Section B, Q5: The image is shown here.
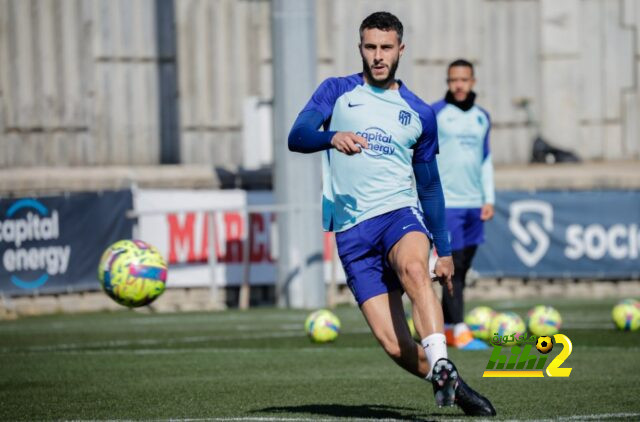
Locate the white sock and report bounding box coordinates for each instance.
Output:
[421,333,447,380]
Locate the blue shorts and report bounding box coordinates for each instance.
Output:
[335,207,432,306]
[445,208,484,252]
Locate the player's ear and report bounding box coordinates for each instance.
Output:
[399,42,405,57]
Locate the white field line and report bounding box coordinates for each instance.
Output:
[505,412,640,422]
[49,346,382,355]
[5,341,638,356]
[0,328,373,353]
[64,411,640,422]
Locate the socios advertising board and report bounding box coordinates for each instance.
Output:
[474,190,640,279]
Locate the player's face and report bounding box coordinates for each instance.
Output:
[447,66,475,102]
[359,28,404,88]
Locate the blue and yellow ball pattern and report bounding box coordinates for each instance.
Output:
[612,302,640,331]
[305,309,340,343]
[489,312,526,346]
[464,306,496,340]
[527,305,562,336]
[98,239,167,308]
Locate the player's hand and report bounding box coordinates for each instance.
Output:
[330,132,368,155]
[481,203,494,221]
[433,256,454,297]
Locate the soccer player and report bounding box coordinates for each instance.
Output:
[288,12,495,417]
[432,60,495,350]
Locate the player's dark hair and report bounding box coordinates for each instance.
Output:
[448,59,474,76]
[359,12,403,43]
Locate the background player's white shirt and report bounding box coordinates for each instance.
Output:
[432,100,495,209]
[301,73,439,232]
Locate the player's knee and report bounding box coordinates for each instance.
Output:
[399,260,428,291]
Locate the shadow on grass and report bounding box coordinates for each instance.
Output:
[257,403,452,420]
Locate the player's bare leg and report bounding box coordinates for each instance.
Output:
[387,232,444,341]
[387,231,496,416]
[360,290,429,378]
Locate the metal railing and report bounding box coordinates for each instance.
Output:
[127,202,337,310]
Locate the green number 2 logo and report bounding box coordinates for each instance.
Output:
[546,334,573,377]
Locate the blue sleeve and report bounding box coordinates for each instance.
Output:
[398,86,439,163]
[479,108,495,204]
[412,104,439,163]
[301,77,343,121]
[288,110,336,153]
[289,76,361,154]
[480,108,491,160]
[413,159,451,256]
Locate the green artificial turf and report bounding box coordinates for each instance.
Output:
[0,297,638,420]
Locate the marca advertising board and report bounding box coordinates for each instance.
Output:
[134,189,342,287]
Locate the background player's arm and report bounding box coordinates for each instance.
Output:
[288,110,368,155]
[480,114,495,221]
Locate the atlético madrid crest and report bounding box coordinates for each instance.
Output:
[398,110,411,125]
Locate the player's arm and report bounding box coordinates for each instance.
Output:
[480,112,495,221]
[413,103,453,292]
[413,159,454,295]
[288,110,367,155]
[413,159,451,258]
[288,110,335,153]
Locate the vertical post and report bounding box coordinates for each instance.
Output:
[155,0,180,163]
[239,211,251,310]
[207,211,219,308]
[272,0,325,309]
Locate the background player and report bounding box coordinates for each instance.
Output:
[432,59,495,350]
[288,12,495,417]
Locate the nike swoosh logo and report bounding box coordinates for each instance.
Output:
[402,224,416,230]
[348,102,364,108]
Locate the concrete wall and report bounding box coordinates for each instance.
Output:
[0,0,638,168]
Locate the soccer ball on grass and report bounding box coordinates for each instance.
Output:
[527,305,562,336]
[464,306,496,341]
[304,309,341,343]
[489,312,525,346]
[612,302,640,331]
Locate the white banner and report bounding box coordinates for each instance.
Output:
[134,189,344,287]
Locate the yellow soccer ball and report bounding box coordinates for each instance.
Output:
[305,309,341,343]
[464,306,496,340]
[527,305,562,336]
[489,312,526,346]
[98,239,167,308]
[612,303,640,331]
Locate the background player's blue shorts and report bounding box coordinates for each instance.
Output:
[335,207,432,306]
[445,208,484,252]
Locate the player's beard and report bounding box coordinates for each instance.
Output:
[362,55,400,88]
